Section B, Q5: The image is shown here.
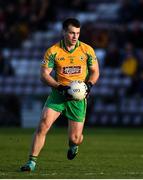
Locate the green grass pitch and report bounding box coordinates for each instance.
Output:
[0,127,143,178]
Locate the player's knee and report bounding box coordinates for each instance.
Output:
[37,118,51,135]
[70,134,83,145]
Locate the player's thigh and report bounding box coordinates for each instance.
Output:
[68,120,85,138]
[39,107,61,128]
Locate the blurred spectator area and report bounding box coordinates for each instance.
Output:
[0,0,143,127]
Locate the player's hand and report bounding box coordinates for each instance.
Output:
[57,85,73,100]
[85,82,93,97]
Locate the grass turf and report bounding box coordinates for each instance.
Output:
[0,127,143,178]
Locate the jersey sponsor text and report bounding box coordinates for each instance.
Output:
[63,66,81,74]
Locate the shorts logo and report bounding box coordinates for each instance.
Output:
[63,66,81,74]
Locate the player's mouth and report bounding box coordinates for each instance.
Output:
[72,40,77,43]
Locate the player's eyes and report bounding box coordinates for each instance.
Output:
[70,32,80,36]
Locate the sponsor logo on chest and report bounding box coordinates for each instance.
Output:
[63,66,81,74]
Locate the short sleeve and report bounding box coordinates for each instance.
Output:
[87,47,97,67]
[41,49,56,68]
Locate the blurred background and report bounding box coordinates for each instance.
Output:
[0,0,143,128]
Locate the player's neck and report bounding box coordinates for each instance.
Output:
[66,45,75,51]
[64,40,75,51]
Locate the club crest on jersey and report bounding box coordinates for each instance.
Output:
[63,66,81,74]
[79,56,84,60]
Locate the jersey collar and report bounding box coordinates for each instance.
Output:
[60,40,80,53]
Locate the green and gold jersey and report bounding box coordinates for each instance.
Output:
[41,40,97,85]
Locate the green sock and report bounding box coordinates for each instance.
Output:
[29,155,37,163]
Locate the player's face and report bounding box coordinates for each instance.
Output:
[64,25,80,46]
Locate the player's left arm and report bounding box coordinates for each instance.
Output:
[85,60,99,96]
[85,46,100,94]
[86,45,100,85]
[87,60,100,85]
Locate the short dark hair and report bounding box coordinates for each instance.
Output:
[62,18,81,31]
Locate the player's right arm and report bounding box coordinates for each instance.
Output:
[40,66,59,88]
[40,48,70,96]
[40,48,59,88]
[40,66,71,98]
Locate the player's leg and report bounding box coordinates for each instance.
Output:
[21,107,61,171]
[64,99,86,160]
[67,120,85,160]
[30,107,61,156]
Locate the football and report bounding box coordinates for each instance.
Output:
[68,80,88,100]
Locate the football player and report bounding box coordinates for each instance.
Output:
[21,18,99,171]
